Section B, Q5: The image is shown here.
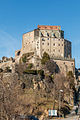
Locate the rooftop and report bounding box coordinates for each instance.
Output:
[38,25,61,30]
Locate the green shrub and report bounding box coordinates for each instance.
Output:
[22,56,26,63]
[37,70,44,76]
[27,63,33,69]
[23,69,44,76]
[41,52,50,64]
[23,69,37,75]
[26,52,34,57]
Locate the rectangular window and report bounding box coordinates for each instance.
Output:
[58,44,60,46]
[71,63,73,65]
[53,43,55,46]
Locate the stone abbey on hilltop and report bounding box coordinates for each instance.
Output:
[15,25,75,75]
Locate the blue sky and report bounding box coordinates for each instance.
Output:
[0,0,80,68]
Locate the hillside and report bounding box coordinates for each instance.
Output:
[0,53,76,120]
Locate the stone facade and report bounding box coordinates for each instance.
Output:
[22,31,34,54]
[53,58,75,76]
[15,25,71,59]
[15,25,75,75]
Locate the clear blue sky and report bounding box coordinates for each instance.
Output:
[0,0,80,68]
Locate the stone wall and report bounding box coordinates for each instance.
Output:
[53,58,75,76]
[0,61,15,73]
[64,39,71,58]
[21,31,34,54]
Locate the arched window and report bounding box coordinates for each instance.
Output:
[47,33,49,37]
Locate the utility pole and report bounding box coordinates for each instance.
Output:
[59,90,63,118]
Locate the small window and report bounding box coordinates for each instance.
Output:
[47,38,49,40]
[42,43,44,45]
[71,63,73,65]
[47,43,49,45]
[53,43,55,46]
[37,47,39,49]
[62,44,63,46]
[58,44,60,46]
[58,50,60,52]
[48,49,49,51]
[47,33,49,37]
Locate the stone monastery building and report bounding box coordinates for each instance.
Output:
[15,25,75,75]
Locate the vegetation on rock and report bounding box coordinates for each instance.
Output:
[41,52,50,64]
[22,56,27,63]
[0,55,76,119]
[45,60,60,74]
[27,63,33,69]
[19,52,34,64]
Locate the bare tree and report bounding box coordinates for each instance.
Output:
[0,73,21,120]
